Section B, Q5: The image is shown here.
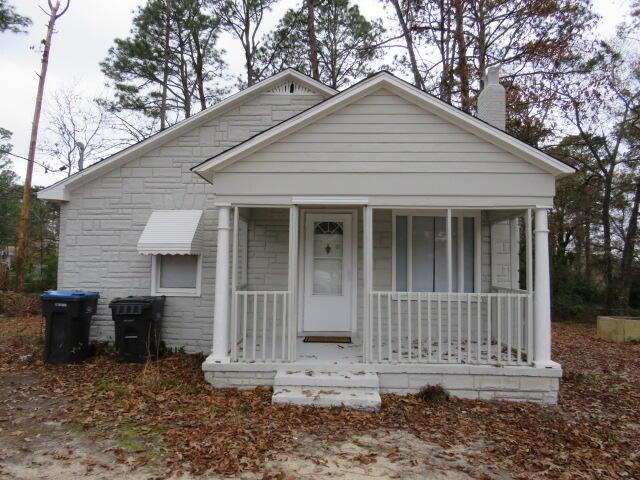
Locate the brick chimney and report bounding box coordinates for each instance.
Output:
[477,66,505,130]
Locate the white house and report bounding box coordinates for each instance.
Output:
[39,68,573,409]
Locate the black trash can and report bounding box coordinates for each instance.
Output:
[109,296,165,363]
[40,290,100,364]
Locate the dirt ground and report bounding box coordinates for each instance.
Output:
[0,312,638,479]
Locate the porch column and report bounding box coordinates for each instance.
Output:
[446,209,452,292]
[363,205,373,362]
[211,205,231,362]
[287,205,299,362]
[533,207,554,367]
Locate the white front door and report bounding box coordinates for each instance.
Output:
[303,213,354,333]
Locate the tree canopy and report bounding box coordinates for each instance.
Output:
[0,0,31,33]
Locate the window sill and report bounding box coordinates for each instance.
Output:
[152,289,201,298]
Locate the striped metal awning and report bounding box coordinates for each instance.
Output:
[137,210,203,255]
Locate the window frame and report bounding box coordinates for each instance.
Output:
[151,254,203,297]
[391,209,481,293]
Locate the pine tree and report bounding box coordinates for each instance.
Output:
[101,0,226,129]
[257,0,384,89]
[0,0,31,33]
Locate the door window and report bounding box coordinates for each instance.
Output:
[312,221,344,295]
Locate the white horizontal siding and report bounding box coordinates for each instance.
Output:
[263,141,502,153]
[226,161,542,174]
[214,88,555,204]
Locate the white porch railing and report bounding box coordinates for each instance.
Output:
[368,292,533,366]
[230,291,292,362]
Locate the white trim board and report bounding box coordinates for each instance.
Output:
[193,72,575,181]
[292,196,369,205]
[37,69,336,201]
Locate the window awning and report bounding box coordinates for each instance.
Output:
[137,210,203,255]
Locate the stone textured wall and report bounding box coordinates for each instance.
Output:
[377,369,559,404]
[57,92,323,353]
[246,208,290,292]
[202,364,561,404]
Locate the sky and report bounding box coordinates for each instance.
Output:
[0,0,631,188]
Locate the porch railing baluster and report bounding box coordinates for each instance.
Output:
[447,293,452,363]
[457,295,462,362]
[497,294,502,364]
[477,292,481,364]
[466,293,471,364]
[427,293,432,362]
[397,293,402,362]
[242,293,248,362]
[487,295,492,363]
[417,292,422,362]
[282,292,287,361]
[272,292,277,361]
[407,293,412,362]
[507,295,512,364]
[437,295,442,362]
[377,292,382,362]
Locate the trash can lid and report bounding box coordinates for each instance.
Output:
[41,290,100,300]
[109,295,164,307]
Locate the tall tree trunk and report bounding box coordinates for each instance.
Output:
[243,1,253,86]
[389,0,423,90]
[306,0,320,80]
[584,220,591,281]
[160,0,171,130]
[602,170,615,311]
[454,0,470,111]
[16,0,68,291]
[475,0,487,82]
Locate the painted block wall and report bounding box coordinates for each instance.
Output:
[57,92,323,353]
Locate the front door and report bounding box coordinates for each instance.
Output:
[303,213,354,333]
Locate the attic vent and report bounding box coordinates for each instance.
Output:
[267,81,315,95]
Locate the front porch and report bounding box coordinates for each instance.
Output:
[202,202,560,405]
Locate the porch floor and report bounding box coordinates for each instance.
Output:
[297,338,363,364]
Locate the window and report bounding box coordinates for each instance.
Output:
[312,221,344,295]
[393,213,477,293]
[152,254,202,296]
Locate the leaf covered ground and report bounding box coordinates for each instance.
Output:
[0,313,638,479]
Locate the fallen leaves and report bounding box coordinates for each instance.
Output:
[1,313,639,478]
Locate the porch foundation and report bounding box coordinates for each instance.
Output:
[202,360,561,404]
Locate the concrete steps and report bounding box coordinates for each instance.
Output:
[272,369,381,411]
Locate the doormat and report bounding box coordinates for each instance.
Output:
[303,336,352,343]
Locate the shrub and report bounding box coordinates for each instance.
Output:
[416,384,449,404]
